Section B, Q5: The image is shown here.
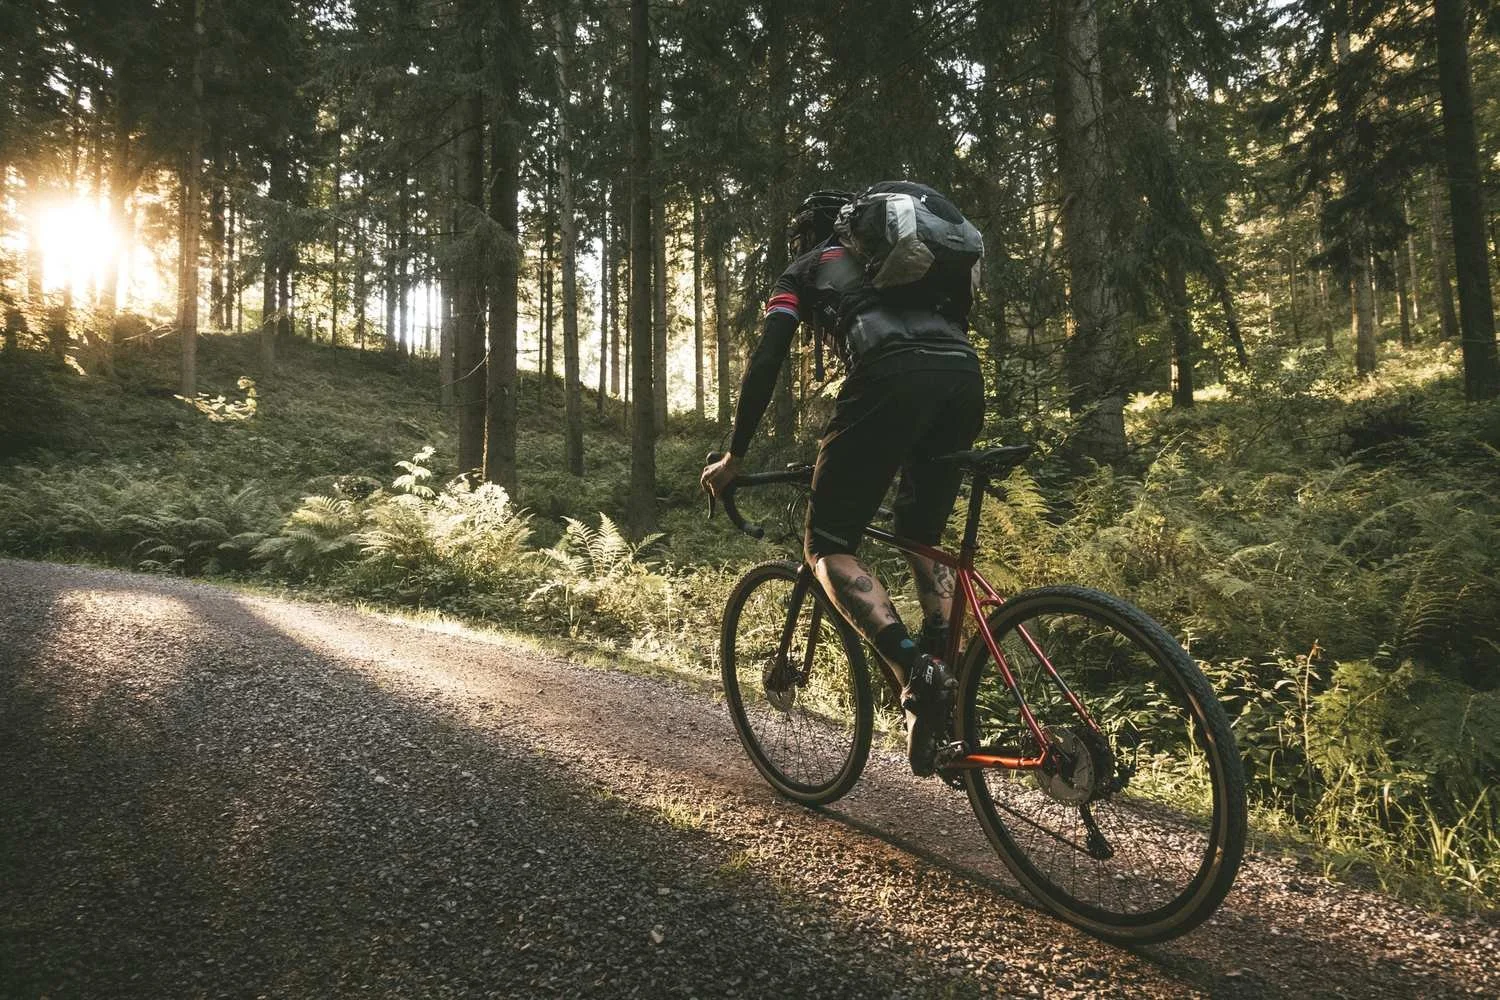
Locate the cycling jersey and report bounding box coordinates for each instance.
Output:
[727,238,985,561]
[729,239,978,459]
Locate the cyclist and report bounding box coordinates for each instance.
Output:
[701,182,986,777]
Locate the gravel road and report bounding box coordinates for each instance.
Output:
[2,559,1496,999]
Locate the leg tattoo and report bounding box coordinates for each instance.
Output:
[814,556,902,644]
[908,554,956,622]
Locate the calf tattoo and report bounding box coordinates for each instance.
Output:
[824,565,898,642]
[913,559,956,616]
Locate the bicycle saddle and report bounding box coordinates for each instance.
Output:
[931,443,1034,476]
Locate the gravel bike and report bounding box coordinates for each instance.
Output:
[708,444,1246,943]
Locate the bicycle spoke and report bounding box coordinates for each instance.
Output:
[722,563,871,804]
[960,586,1245,941]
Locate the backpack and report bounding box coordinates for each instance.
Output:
[825,182,983,362]
[835,181,984,291]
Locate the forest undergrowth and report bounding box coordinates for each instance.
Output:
[3,331,1499,914]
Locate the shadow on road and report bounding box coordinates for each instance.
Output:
[2,562,1489,1000]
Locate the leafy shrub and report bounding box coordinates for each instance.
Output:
[254,446,540,611]
[251,495,364,578]
[0,464,274,573]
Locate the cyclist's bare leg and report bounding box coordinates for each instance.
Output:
[812,553,908,683]
[905,552,956,624]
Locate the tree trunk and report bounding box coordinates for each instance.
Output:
[24,165,45,307]
[543,161,555,383]
[228,188,241,333]
[1429,173,1461,342]
[693,199,704,418]
[454,39,488,475]
[1352,243,1377,375]
[1435,0,1500,399]
[599,196,610,417]
[355,205,369,354]
[99,87,133,375]
[1162,82,1194,408]
[330,137,341,347]
[180,0,205,398]
[1405,194,1422,325]
[1053,0,1125,461]
[484,0,522,491]
[397,173,409,357]
[609,185,622,399]
[713,215,731,426]
[627,0,658,534]
[765,3,797,446]
[653,193,669,433]
[1396,237,1413,348]
[1287,248,1303,344]
[553,10,585,476]
[384,226,397,350]
[1167,254,1194,406]
[261,257,276,373]
[209,170,225,329]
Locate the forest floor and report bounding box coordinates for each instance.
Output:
[3,559,1497,1000]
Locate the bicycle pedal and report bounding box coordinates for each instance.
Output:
[932,740,967,769]
[935,742,968,790]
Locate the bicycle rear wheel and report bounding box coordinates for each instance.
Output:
[721,561,873,805]
[956,585,1246,943]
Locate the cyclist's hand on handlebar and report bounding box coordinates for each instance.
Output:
[700,452,742,498]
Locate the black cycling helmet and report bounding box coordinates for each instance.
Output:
[787,189,854,259]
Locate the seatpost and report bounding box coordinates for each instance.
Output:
[959,473,988,568]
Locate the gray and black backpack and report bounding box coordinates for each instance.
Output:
[829,181,984,360]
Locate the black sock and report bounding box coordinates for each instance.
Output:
[874,623,920,681]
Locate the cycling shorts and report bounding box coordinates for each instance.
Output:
[804,353,984,562]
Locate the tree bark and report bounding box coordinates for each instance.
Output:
[1053,0,1125,461]
[1396,240,1413,348]
[454,36,488,475]
[1428,173,1461,342]
[713,213,731,426]
[653,193,669,432]
[484,0,522,491]
[99,84,134,375]
[209,168,225,329]
[609,185,622,399]
[553,10,584,476]
[180,0,205,398]
[1405,194,1422,325]
[1162,81,1194,407]
[766,3,796,446]
[628,0,658,534]
[261,256,276,373]
[1435,0,1500,399]
[1352,246,1377,375]
[397,173,409,357]
[693,199,705,418]
[599,197,610,417]
[355,218,367,353]
[330,135,341,347]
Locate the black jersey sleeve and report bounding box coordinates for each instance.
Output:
[727,266,807,458]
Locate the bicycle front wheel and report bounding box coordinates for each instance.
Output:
[957,586,1246,943]
[720,561,873,805]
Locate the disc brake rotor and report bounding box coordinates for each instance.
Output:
[1035,728,1100,805]
[762,658,797,712]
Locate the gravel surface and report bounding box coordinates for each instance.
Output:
[2,559,1497,999]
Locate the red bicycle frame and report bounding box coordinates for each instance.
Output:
[862,523,1101,774]
[713,445,1102,777]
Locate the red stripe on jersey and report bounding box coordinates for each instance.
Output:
[764,292,799,318]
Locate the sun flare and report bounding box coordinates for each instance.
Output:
[39,199,116,297]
